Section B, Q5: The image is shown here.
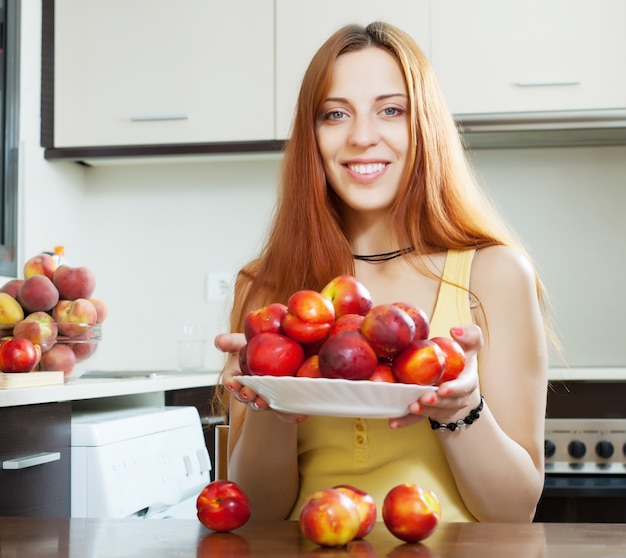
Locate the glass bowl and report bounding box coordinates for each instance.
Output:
[1,321,102,382]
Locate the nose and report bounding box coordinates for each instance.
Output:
[348,114,380,147]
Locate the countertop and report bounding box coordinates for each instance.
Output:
[1,518,625,557]
[2,366,624,408]
[0,370,221,407]
[3,366,622,409]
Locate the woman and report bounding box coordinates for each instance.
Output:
[215,22,548,523]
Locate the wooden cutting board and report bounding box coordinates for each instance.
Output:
[0,371,64,389]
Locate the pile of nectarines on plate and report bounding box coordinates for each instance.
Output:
[0,251,107,379]
[239,275,465,386]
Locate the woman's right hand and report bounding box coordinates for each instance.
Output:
[214,333,307,422]
[214,332,267,408]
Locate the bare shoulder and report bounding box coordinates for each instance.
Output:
[471,245,537,296]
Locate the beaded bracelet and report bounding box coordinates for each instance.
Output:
[429,395,484,432]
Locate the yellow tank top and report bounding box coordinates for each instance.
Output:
[288,249,477,522]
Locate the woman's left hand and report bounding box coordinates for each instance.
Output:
[388,324,483,429]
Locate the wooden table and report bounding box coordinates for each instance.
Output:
[1,517,625,557]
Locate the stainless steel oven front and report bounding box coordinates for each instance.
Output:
[534,380,626,523]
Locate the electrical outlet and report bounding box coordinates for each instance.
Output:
[207,272,234,302]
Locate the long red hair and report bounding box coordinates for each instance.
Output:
[231,22,535,332]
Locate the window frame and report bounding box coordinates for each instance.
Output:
[0,0,19,278]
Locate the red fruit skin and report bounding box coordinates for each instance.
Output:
[72,340,97,362]
[296,355,322,378]
[361,304,416,359]
[320,275,373,318]
[318,331,378,380]
[431,336,466,384]
[391,339,445,386]
[13,312,58,353]
[238,345,250,375]
[0,278,24,299]
[246,332,305,376]
[333,485,377,539]
[382,484,441,543]
[243,302,288,342]
[299,488,361,547]
[282,290,335,344]
[196,480,251,532]
[40,343,76,376]
[391,301,430,341]
[23,253,57,280]
[368,363,396,383]
[52,265,96,300]
[0,337,40,373]
[328,313,364,336]
[17,275,60,313]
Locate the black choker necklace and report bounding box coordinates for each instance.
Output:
[353,246,415,263]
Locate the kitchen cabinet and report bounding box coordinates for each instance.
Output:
[430,0,626,115]
[0,373,220,516]
[43,0,429,159]
[48,0,274,149]
[0,402,71,517]
[275,0,430,139]
[44,0,626,161]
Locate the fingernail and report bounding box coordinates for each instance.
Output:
[451,326,465,337]
[240,391,249,400]
[226,383,235,391]
[440,388,452,396]
[425,395,436,405]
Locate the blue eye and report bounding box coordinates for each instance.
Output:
[325,110,346,120]
[383,107,403,116]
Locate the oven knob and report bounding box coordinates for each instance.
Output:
[568,440,586,459]
[544,439,556,458]
[596,440,614,459]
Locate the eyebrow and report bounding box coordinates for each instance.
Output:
[323,93,408,103]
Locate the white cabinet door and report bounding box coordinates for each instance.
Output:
[431,0,626,115]
[275,0,430,139]
[53,0,274,147]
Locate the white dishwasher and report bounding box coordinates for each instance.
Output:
[71,406,211,519]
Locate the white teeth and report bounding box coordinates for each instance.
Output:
[347,163,385,174]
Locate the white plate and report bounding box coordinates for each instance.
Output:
[235,376,437,418]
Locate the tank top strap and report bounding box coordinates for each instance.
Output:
[429,249,476,335]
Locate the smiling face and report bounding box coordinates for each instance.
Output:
[316,47,410,218]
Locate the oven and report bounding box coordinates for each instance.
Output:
[534,380,626,523]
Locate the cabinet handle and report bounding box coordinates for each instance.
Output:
[130,114,189,122]
[2,451,61,470]
[514,80,581,87]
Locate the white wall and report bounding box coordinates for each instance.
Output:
[79,158,279,371]
[18,1,88,265]
[41,145,626,374]
[471,146,626,370]
[17,3,626,374]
